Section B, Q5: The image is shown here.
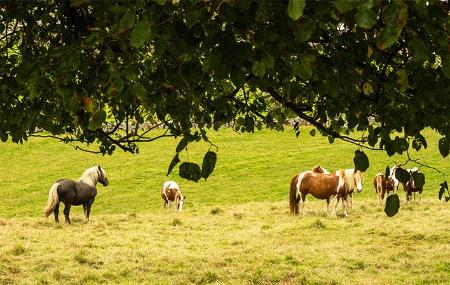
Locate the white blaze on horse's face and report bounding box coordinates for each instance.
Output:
[355,170,363,192]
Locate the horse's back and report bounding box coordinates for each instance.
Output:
[301,173,340,199]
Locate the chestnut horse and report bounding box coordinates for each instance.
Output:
[374,173,395,204]
[161,181,185,211]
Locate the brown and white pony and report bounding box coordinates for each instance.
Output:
[342,169,364,212]
[290,167,346,217]
[373,173,395,204]
[161,181,185,211]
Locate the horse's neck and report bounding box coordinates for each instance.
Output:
[79,173,98,187]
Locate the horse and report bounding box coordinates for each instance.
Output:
[43,166,109,224]
[405,169,423,204]
[289,168,346,217]
[374,173,395,204]
[340,169,364,212]
[161,181,185,211]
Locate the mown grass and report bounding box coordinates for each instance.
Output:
[0,200,449,284]
[0,127,449,284]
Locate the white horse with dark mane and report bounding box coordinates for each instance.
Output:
[44,166,109,223]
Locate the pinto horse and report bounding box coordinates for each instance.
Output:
[290,167,364,217]
[44,166,109,224]
[342,169,364,211]
[161,181,185,211]
[290,167,346,217]
[374,173,395,204]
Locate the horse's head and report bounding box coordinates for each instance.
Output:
[97,166,109,186]
[177,194,185,211]
[353,169,364,192]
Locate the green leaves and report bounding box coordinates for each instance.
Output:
[201,151,217,181]
[385,194,400,217]
[179,162,202,182]
[353,150,369,172]
[438,138,449,158]
[412,172,425,188]
[130,21,152,49]
[88,109,107,130]
[287,0,306,21]
[292,59,312,80]
[355,7,376,29]
[395,168,410,184]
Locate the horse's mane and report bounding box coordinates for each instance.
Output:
[79,166,103,186]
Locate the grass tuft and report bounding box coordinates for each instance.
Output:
[11,243,25,256]
[310,218,326,229]
[172,218,182,226]
[195,271,220,284]
[210,207,223,215]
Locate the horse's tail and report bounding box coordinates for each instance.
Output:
[289,174,300,215]
[44,183,59,217]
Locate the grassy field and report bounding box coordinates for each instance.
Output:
[0,127,449,284]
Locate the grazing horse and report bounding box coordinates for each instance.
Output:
[289,169,347,217]
[374,173,395,204]
[43,166,109,224]
[161,181,185,211]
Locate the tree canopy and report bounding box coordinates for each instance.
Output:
[1,0,449,183]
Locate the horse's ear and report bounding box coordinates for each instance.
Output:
[98,165,101,171]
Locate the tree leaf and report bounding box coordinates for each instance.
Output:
[130,21,152,49]
[442,53,450,79]
[179,162,202,182]
[395,168,410,183]
[294,18,315,43]
[309,128,316,136]
[412,172,425,188]
[201,151,217,180]
[176,136,190,153]
[385,194,400,217]
[408,38,428,63]
[335,0,354,14]
[355,7,376,29]
[376,27,401,50]
[167,153,180,176]
[119,8,136,31]
[384,165,390,179]
[88,109,107,130]
[439,181,448,200]
[353,150,369,172]
[438,137,449,158]
[287,0,306,21]
[152,0,166,5]
[252,61,266,77]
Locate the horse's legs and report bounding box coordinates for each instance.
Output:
[326,198,330,214]
[53,202,60,223]
[332,196,339,217]
[342,196,348,217]
[347,193,353,212]
[63,203,72,224]
[85,199,95,223]
[299,193,306,215]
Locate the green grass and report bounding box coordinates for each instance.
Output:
[0,127,449,284]
[0,127,448,218]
